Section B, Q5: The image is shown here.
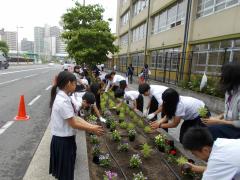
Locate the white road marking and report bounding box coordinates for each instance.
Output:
[0,67,50,76]
[24,74,38,79]
[0,121,15,135]
[0,78,21,85]
[45,85,52,91]
[28,95,41,106]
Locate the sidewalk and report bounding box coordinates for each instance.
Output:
[23,123,90,180]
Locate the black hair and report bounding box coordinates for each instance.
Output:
[83,69,89,77]
[182,127,214,151]
[162,88,179,119]
[119,80,127,90]
[50,71,77,108]
[105,74,111,80]
[82,92,96,104]
[138,83,150,94]
[90,83,100,96]
[144,64,148,68]
[110,71,116,76]
[220,62,240,96]
[74,65,80,73]
[115,88,125,98]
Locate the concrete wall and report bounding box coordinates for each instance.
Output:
[119,45,128,55]
[120,0,131,16]
[132,8,148,28]
[151,0,176,15]
[130,39,145,52]
[119,25,129,36]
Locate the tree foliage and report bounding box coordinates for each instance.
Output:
[0,41,9,56]
[61,3,118,65]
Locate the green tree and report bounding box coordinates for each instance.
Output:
[0,41,9,57]
[61,3,118,65]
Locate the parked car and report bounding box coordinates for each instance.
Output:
[0,54,9,69]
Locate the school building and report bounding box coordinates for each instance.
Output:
[108,0,240,84]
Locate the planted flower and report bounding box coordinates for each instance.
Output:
[128,129,137,142]
[90,135,100,145]
[132,116,139,124]
[144,126,151,134]
[165,139,174,150]
[117,142,129,152]
[130,154,142,168]
[92,145,100,164]
[99,153,111,167]
[133,172,148,180]
[103,170,118,180]
[129,111,135,118]
[111,130,121,142]
[167,149,177,163]
[106,118,113,129]
[110,121,117,132]
[119,112,125,123]
[198,107,209,118]
[154,134,166,152]
[141,143,153,159]
[119,121,128,129]
[88,114,97,122]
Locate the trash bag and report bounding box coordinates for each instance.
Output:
[200,72,207,91]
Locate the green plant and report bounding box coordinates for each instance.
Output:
[133,172,147,180]
[176,156,188,166]
[129,111,135,118]
[130,154,142,168]
[155,134,166,149]
[144,126,151,133]
[119,121,128,129]
[106,118,113,128]
[88,114,97,122]
[117,142,129,152]
[128,129,136,137]
[198,107,208,118]
[127,122,135,131]
[119,112,125,121]
[137,120,144,128]
[110,121,117,131]
[132,116,139,124]
[90,135,100,145]
[141,143,153,159]
[111,130,121,142]
[167,149,177,163]
[92,145,100,156]
[99,153,110,167]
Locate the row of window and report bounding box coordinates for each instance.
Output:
[133,0,149,17]
[120,33,129,47]
[197,0,240,18]
[120,11,130,27]
[132,22,147,42]
[152,0,187,34]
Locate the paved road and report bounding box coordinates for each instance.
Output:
[0,64,61,180]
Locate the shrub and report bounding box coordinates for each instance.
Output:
[90,135,100,145]
[117,142,129,152]
[130,154,142,168]
[141,143,153,159]
[111,130,121,142]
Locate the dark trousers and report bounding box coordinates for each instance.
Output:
[128,74,133,84]
[148,96,159,121]
[208,124,240,141]
[136,94,143,112]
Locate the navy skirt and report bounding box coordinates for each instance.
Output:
[49,135,77,180]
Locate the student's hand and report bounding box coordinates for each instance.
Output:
[202,117,222,125]
[99,117,106,123]
[147,113,155,120]
[143,109,148,117]
[150,120,161,130]
[91,125,104,136]
[133,108,139,113]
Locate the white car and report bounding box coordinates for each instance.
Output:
[48,62,54,66]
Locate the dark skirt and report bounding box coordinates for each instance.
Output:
[136,94,144,112]
[49,135,77,180]
[148,96,159,121]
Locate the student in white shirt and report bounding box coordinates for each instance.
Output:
[105,71,127,92]
[49,71,104,180]
[182,127,240,180]
[115,88,144,112]
[151,88,209,143]
[138,83,168,120]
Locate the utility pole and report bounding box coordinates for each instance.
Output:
[83,0,85,6]
[16,26,23,64]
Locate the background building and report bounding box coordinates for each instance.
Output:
[34,27,45,55]
[113,0,240,84]
[0,29,17,51]
[21,38,34,53]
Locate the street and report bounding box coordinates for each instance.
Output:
[0,64,61,180]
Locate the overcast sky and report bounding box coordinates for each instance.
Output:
[0,0,117,41]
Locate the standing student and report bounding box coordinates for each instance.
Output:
[127,64,134,84]
[138,83,168,120]
[105,71,127,92]
[49,71,104,180]
[73,65,86,92]
[142,64,150,83]
[115,88,144,112]
[182,127,240,180]
[202,63,240,140]
[150,88,208,143]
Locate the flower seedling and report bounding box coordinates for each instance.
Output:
[154,134,166,152]
[130,154,142,168]
[198,107,209,118]
[144,126,151,134]
[141,143,153,159]
[167,149,177,163]
[127,122,135,131]
[133,172,148,180]
[103,170,118,180]
[110,121,117,132]
[128,129,137,142]
[117,142,129,152]
[99,153,111,167]
[88,114,97,122]
[106,117,114,129]
[119,121,128,129]
[132,116,139,124]
[176,156,188,166]
[129,111,135,118]
[92,145,100,164]
[111,130,121,142]
[90,135,100,145]
[137,120,144,128]
[119,112,125,123]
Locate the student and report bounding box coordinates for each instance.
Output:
[138,83,168,120]
[49,71,104,180]
[150,88,208,143]
[115,88,144,112]
[73,65,86,92]
[127,64,134,84]
[105,71,127,92]
[89,83,101,110]
[142,64,150,83]
[182,127,240,180]
[202,63,240,140]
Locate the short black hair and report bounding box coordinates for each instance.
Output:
[182,127,214,151]
[105,74,111,80]
[110,71,116,76]
[90,83,100,95]
[115,88,124,98]
[138,83,150,94]
[119,80,127,90]
[82,92,96,104]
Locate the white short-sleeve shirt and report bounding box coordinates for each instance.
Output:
[149,85,168,105]
[175,96,205,120]
[124,91,140,101]
[202,138,240,180]
[51,90,76,137]
[112,75,126,85]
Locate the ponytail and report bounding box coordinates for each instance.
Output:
[50,85,57,108]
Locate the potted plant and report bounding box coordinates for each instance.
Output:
[119,121,128,129]
[133,172,147,180]
[99,153,111,167]
[128,129,137,142]
[141,143,153,159]
[103,170,118,180]
[110,121,117,132]
[154,134,166,152]
[130,154,142,168]
[92,145,100,164]
[111,130,121,142]
[90,135,100,145]
[117,142,129,152]
[144,126,151,134]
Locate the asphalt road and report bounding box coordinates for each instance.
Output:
[0,64,61,180]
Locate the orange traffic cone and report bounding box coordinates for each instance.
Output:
[14,95,30,121]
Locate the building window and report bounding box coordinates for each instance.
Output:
[152,0,187,35]
[196,0,240,18]
[120,33,129,47]
[192,39,240,75]
[120,10,130,27]
[131,53,144,67]
[119,55,127,67]
[133,0,149,17]
[132,23,146,42]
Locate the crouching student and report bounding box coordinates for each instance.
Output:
[105,71,127,92]
[49,71,104,180]
[150,88,209,143]
[115,88,144,112]
[182,127,240,180]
